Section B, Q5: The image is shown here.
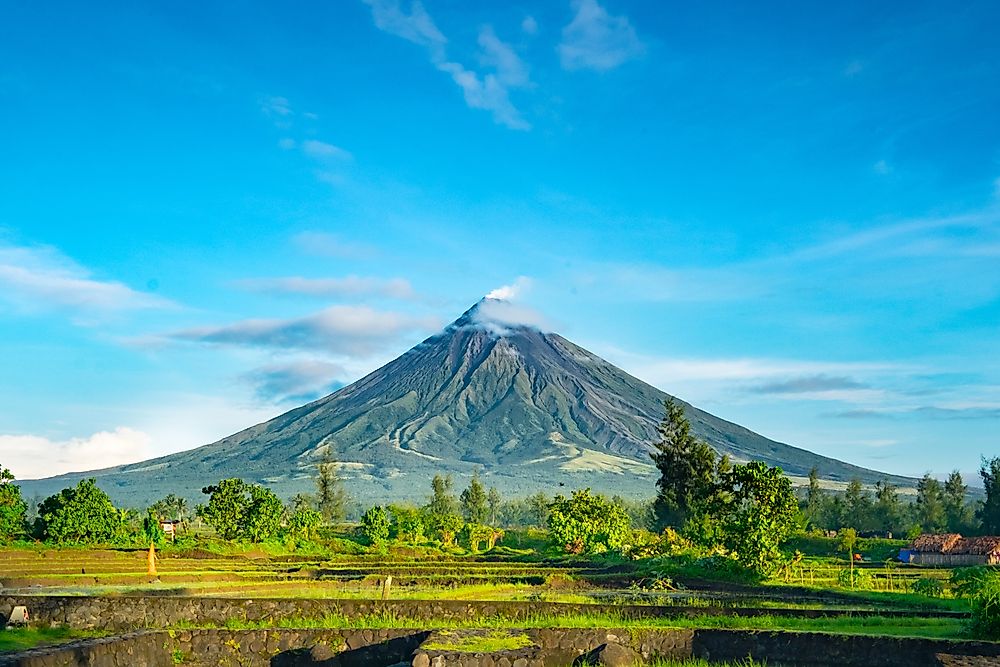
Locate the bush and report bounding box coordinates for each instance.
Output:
[285,507,322,541]
[966,569,1000,639]
[360,506,390,547]
[911,577,945,598]
[547,489,630,555]
[837,567,873,590]
[197,479,283,543]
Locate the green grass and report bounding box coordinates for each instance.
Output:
[422,630,534,652]
[0,627,102,653]
[167,610,970,641]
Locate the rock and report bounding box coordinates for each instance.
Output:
[308,643,337,662]
[574,642,642,667]
[412,653,430,667]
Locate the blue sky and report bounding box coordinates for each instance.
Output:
[1,0,998,483]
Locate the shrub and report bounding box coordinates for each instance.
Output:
[0,465,27,542]
[911,577,945,598]
[837,567,873,590]
[198,479,283,543]
[966,569,1000,639]
[547,489,630,555]
[285,507,322,541]
[360,506,390,547]
[389,505,424,544]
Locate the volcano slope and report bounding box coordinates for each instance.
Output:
[21,299,913,506]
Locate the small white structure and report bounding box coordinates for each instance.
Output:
[6,605,29,627]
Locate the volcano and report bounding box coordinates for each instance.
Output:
[21,298,913,506]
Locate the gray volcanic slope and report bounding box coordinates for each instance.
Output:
[21,300,914,506]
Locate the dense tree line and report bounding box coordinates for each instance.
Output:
[801,460,997,537]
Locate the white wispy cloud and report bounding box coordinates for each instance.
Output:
[234,275,417,300]
[0,243,171,318]
[292,232,378,259]
[301,140,353,161]
[558,0,645,72]
[485,276,532,300]
[521,16,538,35]
[0,427,152,480]
[260,95,292,117]
[165,305,439,355]
[361,0,531,129]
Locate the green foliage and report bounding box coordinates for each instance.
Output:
[978,457,1000,534]
[873,480,901,535]
[836,567,873,590]
[0,464,27,542]
[943,470,973,533]
[427,511,464,547]
[36,479,125,544]
[389,505,425,544]
[547,488,630,554]
[148,494,189,522]
[360,505,390,546]
[718,461,798,577]
[487,487,502,526]
[427,474,458,517]
[651,399,721,531]
[837,527,859,556]
[460,473,489,524]
[963,568,1000,638]
[142,510,166,545]
[843,479,873,532]
[916,473,946,533]
[911,577,945,598]
[315,449,348,524]
[197,478,282,542]
[285,507,322,541]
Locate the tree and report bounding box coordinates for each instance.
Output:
[315,450,348,525]
[527,492,549,527]
[427,475,458,517]
[977,457,1000,535]
[198,478,282,542]
[460,473,489,524]
[916,474,946,533]
[37,479,125,544]
[242,485,283,542]
[804,466,823,522]
[0,465,27,543]
[843,479,873,532]
[547,489,630,555]
[199,479,249,540]
[389,505,424,544]
[149,494,189,522]
[718,461,798,577]
[286,507,322,541]
[944,470,973,533]
[427,511,464,547]
[487,487,502,526]
[837,528,859,588]
[873,480,901,535]
[651,399,719,530]
[360,506,390,547]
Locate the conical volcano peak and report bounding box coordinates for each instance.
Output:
[450,296,550,336]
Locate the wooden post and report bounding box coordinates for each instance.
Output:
[147,543,158,577]
[381,575,392,600]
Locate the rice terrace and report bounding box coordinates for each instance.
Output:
[3,0,1000,666]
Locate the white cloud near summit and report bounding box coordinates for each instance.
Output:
[559,0,645,72]
[362,0,531,129]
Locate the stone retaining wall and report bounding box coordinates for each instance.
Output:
[2,627,1000,667]
[0,595,966,632]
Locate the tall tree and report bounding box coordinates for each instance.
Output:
[460,473,489,524]
[978,456,1000,534]
[527,492,549,527]
[487,487,502,526]
[718,461,798,576]
[0,464,27,543]
[873,480,901,535]
[916,474,946,533]
[315,449,347,524]
[651,399,719,530]
[428,474,458,517]
[804,466,824,521]
[944,470,973,533]
[843,479,873,532]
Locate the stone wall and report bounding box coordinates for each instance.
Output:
[0,632,169,667]
[0,595,965,632]
[3,627,1000,667]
